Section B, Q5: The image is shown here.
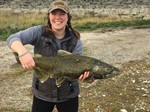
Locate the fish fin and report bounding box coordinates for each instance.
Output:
[34,54,43,58]
[49,73,54,78]
[56,77,66,87]
[40,75,50,83]
[10,63,22,69]
[13,52,21,63]
[34,67,49,83]
[57,50,72,56]
[8,63,29,76]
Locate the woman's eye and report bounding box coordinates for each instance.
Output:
[51,13,66,16]
[61,13,66,15]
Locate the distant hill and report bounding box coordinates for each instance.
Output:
[0,0,149,9]
[0,0,150,19]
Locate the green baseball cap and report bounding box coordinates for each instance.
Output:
[48,0,69,13]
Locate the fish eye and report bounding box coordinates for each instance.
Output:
[98,62,100,65]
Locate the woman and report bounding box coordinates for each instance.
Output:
[7,0,91,112]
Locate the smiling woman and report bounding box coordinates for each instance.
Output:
[6,0,92,112]
[49,9,68,39]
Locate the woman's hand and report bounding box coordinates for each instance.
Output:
[10,40,35,69]
[79,71,94,83]
[19,52,35,69]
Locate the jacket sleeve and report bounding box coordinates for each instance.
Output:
[7,25,45,48]
[72,39,83,55]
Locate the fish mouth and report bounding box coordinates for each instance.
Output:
[104,68,120,78]
[93,67,120,79]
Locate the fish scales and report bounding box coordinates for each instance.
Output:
[35,55,93,79]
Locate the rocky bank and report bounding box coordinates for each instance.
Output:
[0,0,150,19]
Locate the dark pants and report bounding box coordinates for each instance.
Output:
[32,96,79,112]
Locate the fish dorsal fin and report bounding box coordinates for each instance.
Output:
[34,54,43,58]
[57,50,72,56]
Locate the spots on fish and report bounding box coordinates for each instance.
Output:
[76,58,80,62]
[93,65,99,72]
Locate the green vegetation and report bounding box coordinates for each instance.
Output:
[0,10,150,40]
[0,10,46,40]
[74,19,150,31]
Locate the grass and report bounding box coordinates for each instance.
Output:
[0,10,46,40]
[73,19,150,31]
[0,9,150,40]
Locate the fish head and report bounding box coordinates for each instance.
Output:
[91,62,120,79]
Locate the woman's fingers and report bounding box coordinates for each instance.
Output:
[79,71,90,81]
[19,53,35,69]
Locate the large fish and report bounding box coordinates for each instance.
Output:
[11,50,119,86]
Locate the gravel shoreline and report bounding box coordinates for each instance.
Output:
[81,28,150,68]
[0,28,150,112]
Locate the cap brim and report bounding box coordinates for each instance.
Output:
[49,7,68,13]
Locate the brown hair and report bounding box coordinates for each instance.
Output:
[46,12,80,39]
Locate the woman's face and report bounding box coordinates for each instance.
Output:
[49,9,68,31]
